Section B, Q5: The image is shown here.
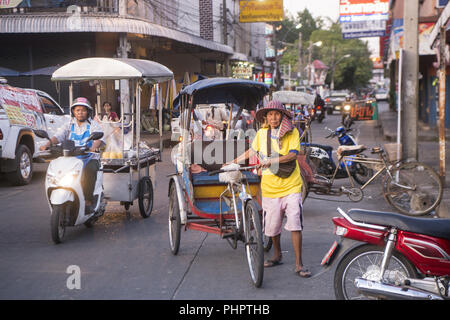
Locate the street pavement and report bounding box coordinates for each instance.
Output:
[0,105,446,300]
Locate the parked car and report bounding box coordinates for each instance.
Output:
[0,85,68,185]
[375,88,388,101]
[324,90,349,114]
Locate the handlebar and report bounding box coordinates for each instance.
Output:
[208,165,258,176]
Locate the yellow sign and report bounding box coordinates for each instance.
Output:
[0,0,23,9]
[239,0,284,23]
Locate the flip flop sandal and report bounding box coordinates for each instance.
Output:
[264,259,283,268]
[295,268,312,278]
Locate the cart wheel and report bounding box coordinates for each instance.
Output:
[138,177,153,218]
[169,182,181,255]
[244,200,264,288]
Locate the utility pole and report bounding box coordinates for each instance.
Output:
[273,22,280,89]
[330,45,336,91]
[223,0,230,76]
[307,41,312,85]
[401,0,419,161]
[439,26,447,186]
[298,32,302,86]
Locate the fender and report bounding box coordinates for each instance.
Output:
[168,174,187,225]
[50,188,75,205]
[315,238,365,278]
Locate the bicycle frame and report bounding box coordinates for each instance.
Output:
[340,153,415,191]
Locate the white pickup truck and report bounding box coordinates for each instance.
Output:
[0,85,69,185]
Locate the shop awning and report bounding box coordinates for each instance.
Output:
[230,52,248,61]
[52,58,173,82]
[0,15,234,55]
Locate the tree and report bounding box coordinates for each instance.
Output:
[309,23,373,91]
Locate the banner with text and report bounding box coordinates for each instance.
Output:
[240,0,283,23]
[339,0,389,23]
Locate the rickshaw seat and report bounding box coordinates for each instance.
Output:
[337,145,367,157]
[187,140,250,171]
[192,171,260,186]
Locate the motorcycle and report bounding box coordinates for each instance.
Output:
[322,207,450,300]
[34,129,106,244]
[303,125,373,185]
[315,105,325,123]
[341,103,353,128]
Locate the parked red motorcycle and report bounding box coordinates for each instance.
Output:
[322,207,450,300]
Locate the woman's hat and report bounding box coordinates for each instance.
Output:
[255,100,292,123]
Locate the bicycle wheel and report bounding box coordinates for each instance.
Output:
[169,183,181,255]
[243,200,264,288]
[383,162,443,216]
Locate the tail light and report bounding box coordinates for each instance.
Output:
[317,106,321,110]
[325,98,330,103]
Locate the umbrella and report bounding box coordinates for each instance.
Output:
[22,65,60,76]
[0,66,20,76]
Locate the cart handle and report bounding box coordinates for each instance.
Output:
[207,165,258,176]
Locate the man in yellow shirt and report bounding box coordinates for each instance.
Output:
[230,100,311,278]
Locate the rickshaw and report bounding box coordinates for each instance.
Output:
[50,57,173,225]
[168,78,269,287]
[272,90,314,144]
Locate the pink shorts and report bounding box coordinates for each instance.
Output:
[262,193,303,237]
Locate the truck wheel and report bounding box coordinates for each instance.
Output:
[6,144,33,186]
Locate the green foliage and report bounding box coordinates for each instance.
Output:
[278,15,373,91]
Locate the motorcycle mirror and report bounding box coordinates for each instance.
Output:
[33,129,50,140]
[87,132,104,141]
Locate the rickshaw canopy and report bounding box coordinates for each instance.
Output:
[51,57,173,82]
[272,90,315,105]
[178,78,269,110]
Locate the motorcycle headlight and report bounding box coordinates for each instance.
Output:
[344,105,351,111]
[58,171,80,187]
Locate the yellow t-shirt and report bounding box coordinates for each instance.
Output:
[251,127,302,198]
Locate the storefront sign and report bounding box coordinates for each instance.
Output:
[339,0,389,23]
[232,64,253,79]
[0,0,23,9]
[350,103,376,121]
[341,19,386,39]
[256,72,273,85]
[0,85,46,130]
[240,0,283,23]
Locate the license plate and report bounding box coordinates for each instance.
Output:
[321,241,339,266]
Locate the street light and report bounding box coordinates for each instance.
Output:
[330,51,351,91]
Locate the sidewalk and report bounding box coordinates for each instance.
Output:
[376,103,450,218]
[140,131,173,148]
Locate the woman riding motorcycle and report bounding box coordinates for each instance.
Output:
[40,97,104,213]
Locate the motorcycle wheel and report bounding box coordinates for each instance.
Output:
[334,244,417,300]
[51,203,70,244]
[351,156,374,186]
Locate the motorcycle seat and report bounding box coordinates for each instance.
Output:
[337,145,366,158]
[347,209,450,241]
[308,143,333,154]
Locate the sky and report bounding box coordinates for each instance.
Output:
[283,0,380,57]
